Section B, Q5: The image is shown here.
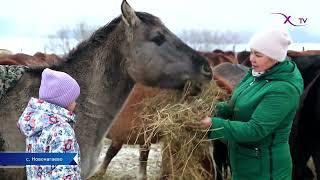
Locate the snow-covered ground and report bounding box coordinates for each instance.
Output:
[99,139,162,179]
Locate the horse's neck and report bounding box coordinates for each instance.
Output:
[62,33,134,146]
[82,67,133,145]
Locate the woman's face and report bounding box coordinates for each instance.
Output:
[250,49,278,72]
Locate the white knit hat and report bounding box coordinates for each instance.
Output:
[248,28,292,62]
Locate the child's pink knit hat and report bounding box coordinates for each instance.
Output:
[39,68,80,108]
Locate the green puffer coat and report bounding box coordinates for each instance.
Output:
[209,59,303,180]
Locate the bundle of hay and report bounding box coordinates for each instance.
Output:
[138,81,228,179]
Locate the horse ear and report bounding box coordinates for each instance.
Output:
[121,0,140,27]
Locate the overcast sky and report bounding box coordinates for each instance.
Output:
[0,0,319,53]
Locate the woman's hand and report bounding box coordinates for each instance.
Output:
[200,116,213,128]
[185,116,212,130]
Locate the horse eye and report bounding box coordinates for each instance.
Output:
[201,64,212,77]
[151,33,165,46]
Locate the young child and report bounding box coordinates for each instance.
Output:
[17,68,81,179]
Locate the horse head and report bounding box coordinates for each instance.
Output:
[120,0,212,89]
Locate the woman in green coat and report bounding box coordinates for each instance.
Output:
[195,28,303,180]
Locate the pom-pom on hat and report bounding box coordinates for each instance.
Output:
[39,68,80,108]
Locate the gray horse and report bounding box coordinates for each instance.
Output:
[0,0,212,179]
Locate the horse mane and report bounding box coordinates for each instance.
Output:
[65,12,161,63]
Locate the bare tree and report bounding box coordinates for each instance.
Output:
[178,29,247,51]
[45,22,95,55]
[72,23,94,41]
[45,27,72,55]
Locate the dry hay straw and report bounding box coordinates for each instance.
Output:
[138,81,228,179]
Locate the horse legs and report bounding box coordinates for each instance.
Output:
[213,140,228,180]
[138,143,151,180]
[200,154,215,179]
[160,150,171,180]
[291,137,312,180]
[90,140,123,179]
[311,142,320,180]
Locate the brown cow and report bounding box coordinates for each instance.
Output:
[0,49,12,57]
[199,49,238,67]
[0,52,63,67]
[198,50,243,94]
[287,50,320,57]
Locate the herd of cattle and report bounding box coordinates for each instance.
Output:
[0,49,63,67]
[1,48,319,180]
